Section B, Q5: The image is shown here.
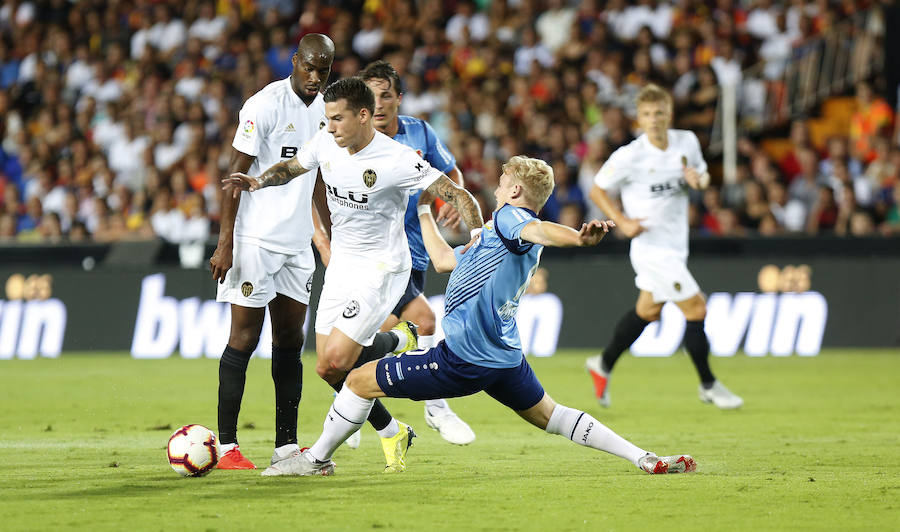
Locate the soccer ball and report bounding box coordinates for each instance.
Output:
[166,424,219,477]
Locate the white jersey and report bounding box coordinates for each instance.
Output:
[231,78,327,254]
[594,130,707,262]
[296,129,443,272]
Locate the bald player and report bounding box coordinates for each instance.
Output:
[209,34,335,469]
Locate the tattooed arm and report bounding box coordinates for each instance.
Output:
[422,175,483,233]
[222,156,311,197]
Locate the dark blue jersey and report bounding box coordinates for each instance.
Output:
[393,115,456,271]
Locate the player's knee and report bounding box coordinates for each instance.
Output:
[315,359,345,384]
[636,307,661,322]
[686,307,707,321]
[324,345,355,370]
[229,328,260,353]
[273,329,304,351]
[417,314,436,336]
[683,300,707,321]
[345,368,364,394]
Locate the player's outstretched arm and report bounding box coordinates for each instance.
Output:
[416,197,457,273]
[520,219,616,248]
[424,175,483,235]
[222,157,310,197]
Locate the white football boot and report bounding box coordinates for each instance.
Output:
[270,443,302,466]
[424,402,475,445]
[638,453,697,474]
[261,449,334,477]
[698,380,743,409]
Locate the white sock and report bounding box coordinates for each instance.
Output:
[273,443,299,459]
[376,418,399,439]
[220,442,237,453]
[425,398,449,415]
[546,404,647,466]
[389,330,405,351]
[308,386,374,462]
[418,334,435,349]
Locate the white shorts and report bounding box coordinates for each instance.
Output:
[315,257,410,347]
[631,254,701,303]
[216,240,316,308]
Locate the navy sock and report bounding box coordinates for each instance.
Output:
[601,309,650,372]
[271,345,302,447]
[217,345,252,445]
[684,320,715,386]
[357,331,399,365]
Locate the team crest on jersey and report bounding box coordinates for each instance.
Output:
[674,282,682,292]
[243,120,255,134]
[362,169,377,188]
[343,300,360,318]
[241,282,253,297]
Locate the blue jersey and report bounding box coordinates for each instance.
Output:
[393,115,456,271]
[442,204,543,369]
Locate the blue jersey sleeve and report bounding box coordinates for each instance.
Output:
[452,244,466,262]
[493,205,537,255]
[421,120,456,174]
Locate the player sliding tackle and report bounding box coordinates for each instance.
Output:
[256,155,697,476]
[224,77,484,474]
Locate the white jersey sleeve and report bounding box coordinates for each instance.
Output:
[593,145,633,190]
[232,99,272,157]
[295,128,327,171]
[393,147,444,192]
[686,131,708,174]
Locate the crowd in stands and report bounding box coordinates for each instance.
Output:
[0,0,898,246]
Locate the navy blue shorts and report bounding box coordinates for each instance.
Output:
[375,340,545,411]
[390,269,426,317]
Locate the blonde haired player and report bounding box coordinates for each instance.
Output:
[257,155,697,477]
[586,84,743,409]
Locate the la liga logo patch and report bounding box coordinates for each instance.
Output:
[243,120,255,134]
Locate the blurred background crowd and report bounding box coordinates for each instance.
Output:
[0,0,898,245]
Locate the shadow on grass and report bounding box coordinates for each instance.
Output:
[16,467,600,503]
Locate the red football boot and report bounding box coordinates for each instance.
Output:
[217,445,256,469]
[585,355,611,407]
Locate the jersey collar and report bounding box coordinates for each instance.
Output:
[286,77,323,108]
[640,131,672,154]
[494,203,537,218]
[395,116,408,136]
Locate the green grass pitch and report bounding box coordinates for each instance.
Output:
[1,350,898,531]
